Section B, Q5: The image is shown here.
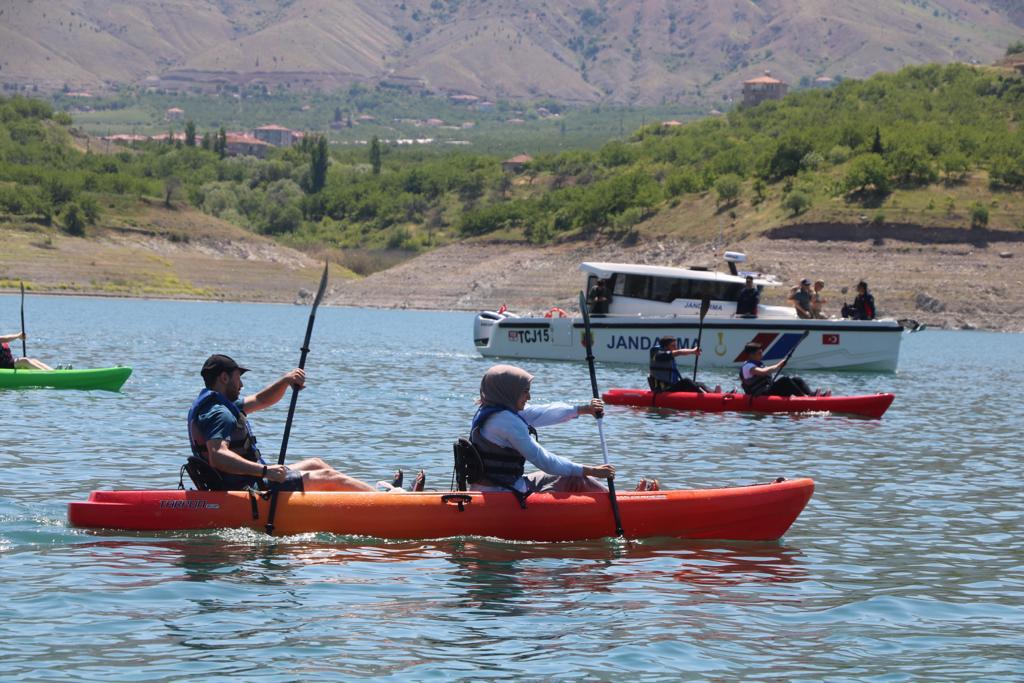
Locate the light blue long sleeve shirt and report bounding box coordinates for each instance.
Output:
[475,402,583,492]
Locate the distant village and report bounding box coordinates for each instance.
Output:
[59,60,1024,160]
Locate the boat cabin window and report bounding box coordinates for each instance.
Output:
[612,274,745,302]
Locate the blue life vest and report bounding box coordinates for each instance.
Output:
[187,388,263,484]
[469,406,537,488]
[739,360,772,396]
[649,342,681,390]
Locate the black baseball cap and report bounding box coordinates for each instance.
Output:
[201,354,248,380]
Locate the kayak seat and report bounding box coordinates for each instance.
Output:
[452,438,483,492]
[179,456,228,491]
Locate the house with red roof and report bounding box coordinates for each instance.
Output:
[742,72,788,107]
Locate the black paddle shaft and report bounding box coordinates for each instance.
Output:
[265,262,329,535]
[692,294,711,382]
[20,281,26,357]
[579,291,625,538]
[771,330,811,383]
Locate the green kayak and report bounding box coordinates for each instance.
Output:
[0,366,132,391]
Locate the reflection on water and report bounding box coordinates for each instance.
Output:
[1,297,1021,679]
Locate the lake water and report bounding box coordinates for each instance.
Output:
[1,295,1021,680]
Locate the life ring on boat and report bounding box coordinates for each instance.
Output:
[544,307,569,318]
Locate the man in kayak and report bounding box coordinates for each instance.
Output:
[649,336,719,394]
[467,364,620,496]
[739,343,829,397]
[188,354,384,492]
[735,276,759,318]
[0,331,53,370]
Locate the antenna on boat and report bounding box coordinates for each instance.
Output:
[723,251,746,277]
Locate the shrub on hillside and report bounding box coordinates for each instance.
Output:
[782,191,811,216]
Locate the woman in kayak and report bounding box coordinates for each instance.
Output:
[739,343,829,397]
[468,364,617,496]
[188,354,418,492]
[0,332,53,370]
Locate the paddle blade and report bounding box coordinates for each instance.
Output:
[699,293,711,320]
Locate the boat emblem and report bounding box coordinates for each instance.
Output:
[715,332,727,356]
[822,334,840,345]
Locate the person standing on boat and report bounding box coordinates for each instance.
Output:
[587,279,611,314]
[468,364,616,495]
[649,336,719,394]
[188,354,380,492]
[788,279,813,319]
[811,280,828,319]
[0,332,52,371]
[735,276,760,318]
[739,343,828,397]
[846,281,876,320]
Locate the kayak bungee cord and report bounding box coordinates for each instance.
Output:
[579,291,625,538]
[265,261,329,535]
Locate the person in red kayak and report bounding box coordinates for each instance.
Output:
[467,364,617,498]
[649,336,719,394]
[0,331,52,370]
[188,354,405,492]
[739,343,829,397]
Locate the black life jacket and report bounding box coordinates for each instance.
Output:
[187,389,264,488]
[649,343,681,391]
[0,342,14,370]
[469,406,538,489]
[740,360,772,396]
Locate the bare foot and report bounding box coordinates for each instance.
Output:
[635,477,648,491]
[391,469,404,489]
[646,479,661,491]
[413,470,426,492]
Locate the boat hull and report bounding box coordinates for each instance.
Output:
[604,388,895,419]
[0,366,132,391]
[67,478,814,541]
[475,314,903,371]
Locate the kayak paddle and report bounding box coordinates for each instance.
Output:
[265,262,329,535]
[692,293,711,382]
[578,291,625,538]
[20,281,26,357]
[771,329,811,383]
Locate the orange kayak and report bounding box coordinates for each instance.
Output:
[67,478,814,541]
[603,388,895,419]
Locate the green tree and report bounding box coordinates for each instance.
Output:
[62,203,86,236]
[184,120,196,147]
[369,136,382,175]
[309,135,328,193]
[714,174,742,207]
[871,127,884,154]
[1007,41,1024,56]
[164,176,182,207]
[214,127,227,159]
[782,190,811,216]
[843,154,891,195]
[970,203,989,229]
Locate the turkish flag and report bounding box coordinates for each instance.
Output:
[822,334,840,345]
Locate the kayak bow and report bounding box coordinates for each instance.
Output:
[0,366,132,392]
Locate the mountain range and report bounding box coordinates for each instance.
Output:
[1,0,1022,106]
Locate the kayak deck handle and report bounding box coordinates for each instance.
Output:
[441,493,473,512]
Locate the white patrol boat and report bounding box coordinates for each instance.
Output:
[473,253,912,372]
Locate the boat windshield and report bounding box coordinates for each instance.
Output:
[613,273,745,303]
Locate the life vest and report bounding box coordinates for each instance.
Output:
[649,343,681,391]
[469,406,538,488]
[740,360,772,396]
[187,389,263,487]
[0,342,14,370]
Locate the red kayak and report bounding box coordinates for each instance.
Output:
[603,388,895,418]
[67,478,814,542]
